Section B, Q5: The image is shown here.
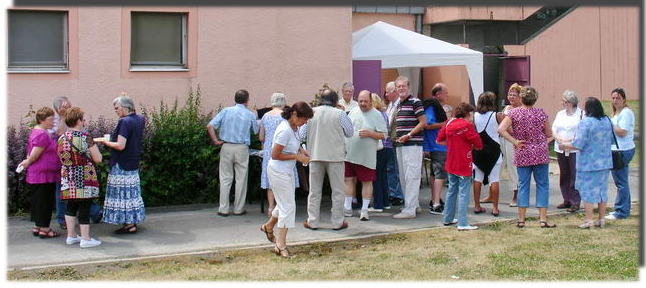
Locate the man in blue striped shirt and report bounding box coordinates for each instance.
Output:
[207,89,259,216]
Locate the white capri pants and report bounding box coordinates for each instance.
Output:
[473,162,502,184]
[268,164,296,228]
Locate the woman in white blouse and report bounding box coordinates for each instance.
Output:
[551,90,584,213]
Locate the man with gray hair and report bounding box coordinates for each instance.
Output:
[384,81,404,206]
[300,89,354,230]
[339,82,358,111]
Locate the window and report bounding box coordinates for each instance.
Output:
[7,10,68,72]
[130,12,187,70]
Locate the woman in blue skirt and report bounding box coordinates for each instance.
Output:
[101,94,146,234]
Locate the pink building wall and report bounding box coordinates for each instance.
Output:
[515,6,639,122]
[6,6,352,125]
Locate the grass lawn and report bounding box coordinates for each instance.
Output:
[8,204,640,281]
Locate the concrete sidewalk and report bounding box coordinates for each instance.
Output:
[5,163,640,270]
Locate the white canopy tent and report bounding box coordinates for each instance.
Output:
[352,21,484,102]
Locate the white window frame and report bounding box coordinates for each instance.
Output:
[129,12,188,72]
[7,10,69,73]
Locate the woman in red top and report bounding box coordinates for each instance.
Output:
[436,103,483,230]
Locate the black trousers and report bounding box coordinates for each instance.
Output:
[29,183,56,228]
[65,200,92,224]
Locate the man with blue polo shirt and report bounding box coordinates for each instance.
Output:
[423,83,450,215]
[207,89,259,217]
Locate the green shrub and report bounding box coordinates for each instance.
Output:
[138,87,219,206]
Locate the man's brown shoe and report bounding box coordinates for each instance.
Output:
[303,220,318,230]
[332,221,349,231]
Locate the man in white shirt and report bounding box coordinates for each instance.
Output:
[338,82,358,111]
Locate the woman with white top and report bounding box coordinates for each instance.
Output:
[472,92,504,216]
[260,101,313,257]
[551,90,584,213]
[605,88,635,220]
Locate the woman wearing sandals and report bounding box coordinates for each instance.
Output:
[498,86,556,228]
[58,107,103,247]
[19,107,62,239]
[101,94,146,234]
[559,97,612,228]
[260,101,313,257]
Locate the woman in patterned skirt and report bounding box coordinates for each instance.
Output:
[58,107,103,247]
[101,94,146,234]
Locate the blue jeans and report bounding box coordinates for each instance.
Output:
[517,164,550,208]
[56,181,102,224]
[443,174,472,227]
[386,147,404,200]
[372,148,391,209]
[610,148,635,218]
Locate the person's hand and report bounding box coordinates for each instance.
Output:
[514,139,526,149]
[213,139,224,146]
[397,133,411,144]
[298,154,310,165]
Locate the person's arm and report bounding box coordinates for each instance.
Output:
[258,124,265,143]
[270,143,309,164]
[399,114,426,144]
[497,116,526,149]
[298,123,308,140]
[435,125,447,146]
[20,146,45,169]
[206,123,223,146]
[613,111,633,137]
[339,112,354,138]
[104,135,127,151]
[89,144,103,163]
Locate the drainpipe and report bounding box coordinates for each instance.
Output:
[415,14,422,33]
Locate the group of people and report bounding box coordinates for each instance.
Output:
[21,94,146,248]
[207,78,634,256]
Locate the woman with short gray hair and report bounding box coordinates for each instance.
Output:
[551,90,584,213]
[101,94,146,234]
[258,92,299,217]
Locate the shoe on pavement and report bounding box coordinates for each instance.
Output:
[367,207,383,212]
[332,221,349,230]
[457,225,479,231]
[509,202,518,207]
[429,204,443,215]
[302,220,318,230]
[604,213,619,220]
[556,202,571,209]
[66,235,81,245]
[343,208,353,217]
[360,209,369,221]
[443,219,458,226]
[393,212,416,219]
[80,238,101,248]
[384,205,392,210]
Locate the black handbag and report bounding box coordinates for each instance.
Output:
[609,116,625,171]
[472,112,501,185]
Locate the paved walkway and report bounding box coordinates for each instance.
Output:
[5,163,640,270]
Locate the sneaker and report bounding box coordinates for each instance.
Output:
[66,235,81,245]
[360,209,370,221]
[393,212,416,219]
[390,198,404,206]
[443,219,458,226]
[343,209,354,217]
[457,225,479,231]
[384,205,392,210]
[80,238,101,248]
[604,213,619,220]
[367,207,383,212]
[429,204,443,215]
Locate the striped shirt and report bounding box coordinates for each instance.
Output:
[209,104,259,146]
[394,95,424,146]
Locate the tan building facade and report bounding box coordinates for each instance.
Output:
[6,6,640,125]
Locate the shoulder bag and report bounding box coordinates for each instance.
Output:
[609,116,625,171]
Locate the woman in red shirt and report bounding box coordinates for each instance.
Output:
[436,103,483,231]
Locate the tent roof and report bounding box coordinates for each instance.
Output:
[352,21,483,99]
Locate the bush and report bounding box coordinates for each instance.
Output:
[138,87,220,206]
